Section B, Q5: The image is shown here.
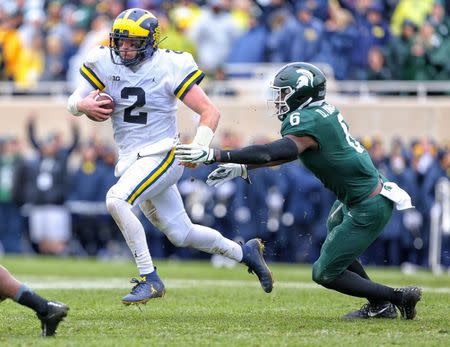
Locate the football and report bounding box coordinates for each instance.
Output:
[88,92,115,122]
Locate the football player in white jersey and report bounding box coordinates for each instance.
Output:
[67,8,273,305]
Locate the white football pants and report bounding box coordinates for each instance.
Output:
[106,150,242,275]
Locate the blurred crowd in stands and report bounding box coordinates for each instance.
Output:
[1,0,450,88]
[0,118,449,269]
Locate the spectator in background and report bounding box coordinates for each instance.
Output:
[316,3,357,80]
[14,32,45,88]
[189,0,241,74]
[22,115,79,255]
[422,147,450,227]
[126,0,164,12]
[95,144,125,257]
[276,161,323,263]
[350,1,390,79]
[266,8,293,62]
[253,0,294,28]
[371,143,419,265]
[43,1,64,35]
[27,113,80,159]
[158,13,197,56]
[0,7,23,81]
[289,2,324,63]
[67,14,110,88]
[366,46,392,80]
[368,137,389,174]
[390,0,434,36]
[227,14,268,63]
[420,145,450,266]
[309,0,331,22]
[104,0,125,19]
[407,21,450,80]
[18,8,45,48]
[72,0,98,31]
[428,0,450,38]
[230,0,252,31]
[41,35,66,81]
[168,0,202,32]
[410,137,437,266]
[0,137,25,253]
[68,143,106,255]
[20,134,72,255]
[387,19,418,80]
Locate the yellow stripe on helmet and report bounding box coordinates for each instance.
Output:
[112,18,150,37]
[123,9,133,20]
[136,13,154,26]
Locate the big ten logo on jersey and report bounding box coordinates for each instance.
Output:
[315,103,335,118]
[108,75,121,81]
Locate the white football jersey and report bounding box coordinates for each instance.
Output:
[80,46,205,158]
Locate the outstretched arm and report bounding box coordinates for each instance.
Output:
[175,134,318,167]
[214,136,303,167]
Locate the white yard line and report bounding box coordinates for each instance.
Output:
[19,277,450,294]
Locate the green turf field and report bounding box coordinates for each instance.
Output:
[0,256,449,346]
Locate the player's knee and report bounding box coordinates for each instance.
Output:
[166,231,189,247]
[160,214,192,248]
[312,261,331,285]
[164,224,190,247]
[106,195,128,218]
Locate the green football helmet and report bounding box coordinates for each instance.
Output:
[268,62,327,120]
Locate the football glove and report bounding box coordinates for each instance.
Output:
[175,143,215,164]
[206,163,251,187]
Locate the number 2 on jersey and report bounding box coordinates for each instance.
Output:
[121,87,147,124]
[337,113,364,153]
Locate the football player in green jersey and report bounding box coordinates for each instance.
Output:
[175,62,422,319]
[0,264,69,335]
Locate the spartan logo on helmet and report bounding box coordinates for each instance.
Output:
[268,62,327,121]
[296,69,314,90]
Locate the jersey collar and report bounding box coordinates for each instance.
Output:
[308,100,326,107]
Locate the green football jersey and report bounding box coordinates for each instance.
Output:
[280,101,379,205]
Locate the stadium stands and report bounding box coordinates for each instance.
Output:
[0,1,449,271]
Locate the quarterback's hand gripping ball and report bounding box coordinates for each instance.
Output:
[88,92,114,122]
[83,91,114,122]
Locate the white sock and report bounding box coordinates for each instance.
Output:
[186,224,243,262]
[107,197,154,274]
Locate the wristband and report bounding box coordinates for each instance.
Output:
[67,93,83,116]
[192,125,214,146]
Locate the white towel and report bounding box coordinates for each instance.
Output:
[379,181,414,211]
